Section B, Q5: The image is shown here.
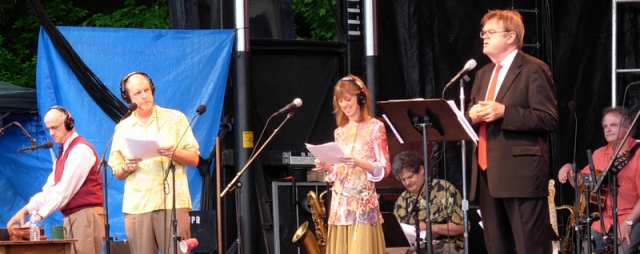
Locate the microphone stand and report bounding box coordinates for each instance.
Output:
[220,112,293,197]
[220,112,294,254]
[1,121,36,145]
[99,107,135,254]
[166,110,205,254]
[593,108,640,254]
[569,108,581,254]
[414,120,433,254]
[99,138,115,254]
[458,75,471,254]
[411,182,425,253]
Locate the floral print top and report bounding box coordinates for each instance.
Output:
[326,118,390,226]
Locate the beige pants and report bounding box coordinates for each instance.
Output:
[63,206,106,254]
[124,208,190,254]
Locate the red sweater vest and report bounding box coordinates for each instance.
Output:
[54,136,104,217]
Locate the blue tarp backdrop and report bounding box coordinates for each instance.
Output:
[0,26,234,244]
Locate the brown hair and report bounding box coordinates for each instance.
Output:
[481,9,525,50]
[332,74,371,127]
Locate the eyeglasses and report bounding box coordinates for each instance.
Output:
[46,123,63,132]
[480,30,510,38]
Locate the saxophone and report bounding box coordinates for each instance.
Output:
[550,179,574,254]
[292,190,328,254]
[555,205,574,254]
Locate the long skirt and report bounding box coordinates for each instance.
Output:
[326,219,386,254]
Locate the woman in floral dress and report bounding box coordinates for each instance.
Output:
[314,74,391,254]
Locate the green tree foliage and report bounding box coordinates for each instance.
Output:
[0,0,88,88]
[293,0,337,41]
[82,0,169,28]
[0,0,169,88]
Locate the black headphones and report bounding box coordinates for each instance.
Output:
[48,106,75,131]
[119,71,155,103]
[340,76,366,108]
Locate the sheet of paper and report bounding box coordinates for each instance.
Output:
[382,114,404,144]
[446,100,479,145]
[123,136,160,160]
[305,142,345,165]
[399,222,426,243]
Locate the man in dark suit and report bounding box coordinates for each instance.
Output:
[466,9,558,254]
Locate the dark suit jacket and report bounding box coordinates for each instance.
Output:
[467,51,558,200]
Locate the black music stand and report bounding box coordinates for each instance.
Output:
[378,99,477,254]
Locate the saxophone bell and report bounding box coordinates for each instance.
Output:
[293,190,328,253]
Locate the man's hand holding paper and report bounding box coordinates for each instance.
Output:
[123,135,162,160]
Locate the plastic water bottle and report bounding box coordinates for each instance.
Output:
[29,211,40,241]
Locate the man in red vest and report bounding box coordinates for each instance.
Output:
[6,106,105,254]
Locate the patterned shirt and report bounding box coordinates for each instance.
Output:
[327,118,391,226]
[108,105,199,214]
[393,179,464,252]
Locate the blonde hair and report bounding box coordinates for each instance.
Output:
[332,74,371,127]
[481,9,525,50]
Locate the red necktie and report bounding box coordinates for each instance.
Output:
[478,64,502,171]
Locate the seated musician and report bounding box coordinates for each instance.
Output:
[392,150,464,254]
[558,106,640,254]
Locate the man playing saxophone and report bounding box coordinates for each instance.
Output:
[392,151,464,254]
[558,106,640,253]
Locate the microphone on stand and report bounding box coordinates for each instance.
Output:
[98,103,138,174]
[442,59,477,98]
[164,104,206,254]
[272,98,302,116]
[164,104,207,180]
[17,141,53,151]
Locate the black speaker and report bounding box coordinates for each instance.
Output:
[271,181,329,254]
[189,210,217,253]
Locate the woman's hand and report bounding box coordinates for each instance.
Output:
[314,159,332,174]
[339,156,359,168]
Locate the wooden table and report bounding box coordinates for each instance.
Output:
[0,239,77,254]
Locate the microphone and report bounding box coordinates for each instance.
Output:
[123,103,138,118]
[442,59,477,98]
[98,103,138,175]
[272,98,303,116]
[18,141,53,151]
[164,104,206,180]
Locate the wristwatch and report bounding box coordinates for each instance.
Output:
[625,219,634,226]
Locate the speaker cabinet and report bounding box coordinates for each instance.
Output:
[272,181,329,254]
[189,210,217,253]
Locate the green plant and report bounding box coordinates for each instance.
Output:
[293,0,337,41]
[82,0,169,28]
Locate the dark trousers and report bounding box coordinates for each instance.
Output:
[586,224,640,254]
[477,169,552,254]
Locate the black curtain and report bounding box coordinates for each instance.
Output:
[376,0,640,207]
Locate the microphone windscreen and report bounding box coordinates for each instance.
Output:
[129,103,138,111]
[465,59,477,71]
[44,141,54,148]
[196,104,207,115]
[293,98,303,107]
[568,101,577,112]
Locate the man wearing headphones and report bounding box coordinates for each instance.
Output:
[6,106,105,254]
[108,72,200,254]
